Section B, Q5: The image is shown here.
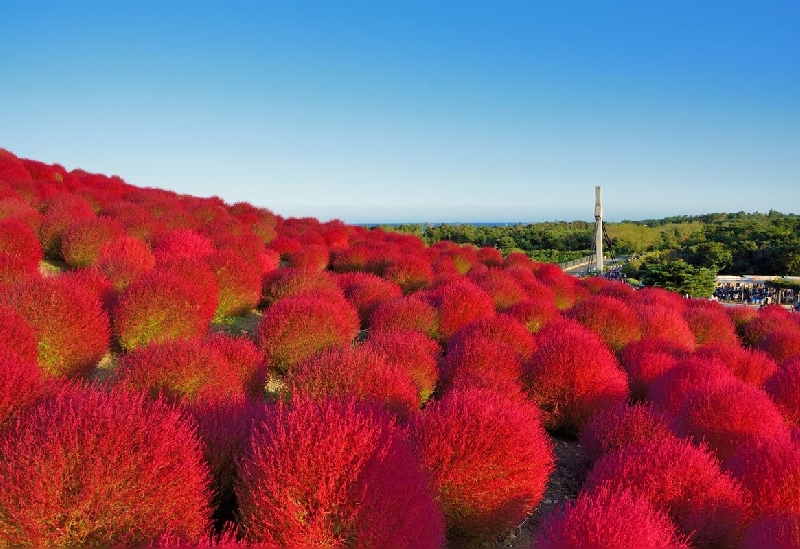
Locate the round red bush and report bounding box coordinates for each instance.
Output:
[38,194,96,256]
[442,334,523,395]
[0,303,39,365]
[647,355,739,416]
[740,513,800,549]
[448,315,537,362]
[584,435,749,548]
[60,216,123,267]
[503,251,534,270]
[94,235,155,291]
[206,332,267,399]
[683,299,739,347]
[536,484,687,548]
[0,353,44,432]
[287,345,421,417]
[501,295,559,334]
[261,267,342,306]
[287,243,329,271]
[633,303,696,351]
[756,325,800,365]
[426,279,496,343]
[207,249,263,318]
[740,304,795,347]
[0,385,212,546]
[578,402,673,464]
[363,329,440,404]
[236,396,445,547]
[0,197,43,233]
[410,387,553,543]
[336,271,403,328]
[567,295,641,352]
[727,304,758,332]
[476,246,503,267]
[257,293,359,375]
[525,322,629,435]
[467,268,528,310]
[369,295,440,340]
[384,254,433,293]
[1,275,109,378]
[694,343,777,387]
[618,336,687,399]
[628,286,688,312]
[765,356,800,426]
[154,228,216,262]
[0,219,43,283]
[267,234,302,260]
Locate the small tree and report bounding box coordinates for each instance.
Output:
[639,260,716,297]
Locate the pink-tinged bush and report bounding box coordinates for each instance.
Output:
[267,234,302,260]
[595,279,636,300]
[584,435,749,548]
[60,216,123,267]
[257,293,359,375]
[476,246,503,267]
[236,396,445,547]
[633,303,697,350]
[683,299,739,347]
[448,315,537,362]
[336,271,403,328]
[94,235,155,291]
[0,385,212,546]
[0,197,43,232]
[765,356,800,426]
[740,513,800,549]
[426,279,496,342]
[503,251,534,270]
[363,329,440,404]
[208,249,263,318]
[647,355,737,415]
[628,286,688,312]
[740,304,795,347]
[502,296,559,334]
[113,265,217,350]
[672,377,791,460]
[369,295,440,340]
[287,346,421,417]
[727,304,758,331]
[287,243,329,271]
[0,353,44,432]
[116,338,253,404]
[0,304,39,365]
[536,485,687,549]
[756,325,800,365]
[330,243,374,273]
[567,295,641,352]
[261,267,342,306]
[524,322,629,435]
[59,267,115,312]
[384,254,434,293]
[467,268,528,310]
[0,219,43,283]
[618,336,686,399]
[695,343,777,387]
[410,387,553,543]
[258,248,281,275]
[1,276,109,378]
[724,436,800,518]
[578,402,673,464]
[206,332,267,399]
[154,228,216,262]
[442,335,523,396]
[38,193,96,256]
[541,274,580,310]
[445,246,480,275]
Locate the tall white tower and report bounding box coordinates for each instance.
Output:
[594,186,603,273]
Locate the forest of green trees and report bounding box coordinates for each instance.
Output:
[376,210,800,279]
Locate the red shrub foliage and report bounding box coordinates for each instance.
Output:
[647,355,737,415]
[618,336,686,399]
[567,295,641,352]
[501,296,559,334]
[724,436,800,518]
[257,293,359,375]
[336,271,403,328]
[448,315,537,362]
[595,279,636,300]
[0,385,212,546]
[476,246,503,267]
[683,299,739,347]
[236,396,445,547]
[206,332,267,399]
[93,235,155,291]
[1,275,109,378]
[384,254,434,293]
[287,243,329,271]
[287,346,421,416]
[117,338,257,404]
[0,304,39,365]
[60,216,123,267]
[330,242,374,273]
[765,356,800,426]
[0,197,43,233]
[445,246,480,275]
[694,342,777,387]
[38,194,96,256]
[536,485,687,548]
[503,251,534,270]
[0,353,44,432]
[740,304,795,347]
[584,435,749,548]
[578,402,673,464]
[410,387,553,543]
[258,248,281,275]
[628,286,688,312]
[541,274,580,310]
[467,268,528,310]
[362,329,440,404]
[207,249,263,318]
[267,234,302,260]
[261,267,342,306]
[369,295,440,340]
[59,267,115,312]
[442,334,523,395]
[113,265,218,350]
[740,513,800,549]
[426,279,496,342]
[633,303,697,350]
[524,322,629,435]
[756,325,800,365]
[672,377,791,460]
[727,304,758,331]
[154,228,216,262]
[0,219,43,283]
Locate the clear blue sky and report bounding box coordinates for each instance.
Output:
[1,1,798,223]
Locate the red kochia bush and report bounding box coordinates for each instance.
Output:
[153,228,216,262]
[633,304,697,351]
[683,299,739,347]
[287,346,421,417]
[38,194,96,256]
[740,513,800,549]
[1,275,109,378]
[739,304,795,347]
[208,249,263,318]
[363,329,440,404]
[60,216,123,267]
[467,268,528,310]
[536,485,687,548]
[578,402,673,464]
[647,356,738,415]
[0,304,39,365]
[94,235,155,291]
[0,354,44,432]
[236,397,445,547]
[584,435,749,548]
[427,279,496,342]
[287,243,329,271]
[0,385,212,546]
[0,219,43,283]
[756,325,800,365]
[411,387,553,543]
[618,336,686,400]
[384,254,434,293]
[501,295,559,334]
[695,343,777,387]
[261,267,342,306]
[567,295,641,352]
[765,356,800,426]
[476,246,503,267]
[369,295,440,340]
[525,322,629,435]
[448,315,537,362]
[113,265,217,350]
[257,293,359,375]
[336,271,403,328]
[672,377,791,460]
[442,334,523,395]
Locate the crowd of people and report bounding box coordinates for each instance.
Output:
[713,283,797,307]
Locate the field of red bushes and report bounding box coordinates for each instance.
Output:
[1,148,799,547]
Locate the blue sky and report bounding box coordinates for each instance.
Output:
[1,1,798,223]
